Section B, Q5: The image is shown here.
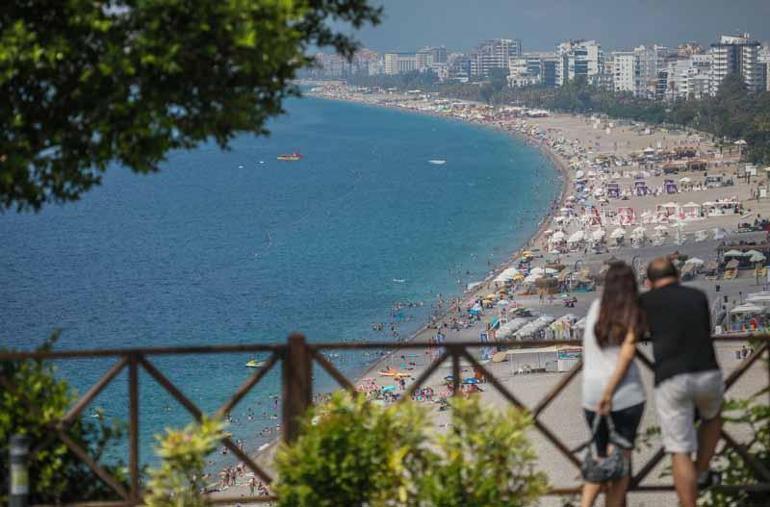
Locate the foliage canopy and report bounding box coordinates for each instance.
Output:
[0,0,381,211]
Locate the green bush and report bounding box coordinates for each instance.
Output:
[0,333,127,504]
[274,391,432,506]
[421,396,548,507]
[274,392,547,506]
[145,417,227,507]
[701,393,770,507]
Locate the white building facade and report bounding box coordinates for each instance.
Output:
[470,38,522,78]
[710,34,764,94]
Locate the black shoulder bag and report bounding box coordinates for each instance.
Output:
[576,414,633,483]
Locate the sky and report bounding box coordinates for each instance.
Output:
[354,0,770,53]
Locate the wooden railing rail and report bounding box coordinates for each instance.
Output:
[1,334,768,505]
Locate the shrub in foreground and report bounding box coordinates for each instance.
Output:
[0,333,126,504]
[274,392,547,506]
[145,417,227,507]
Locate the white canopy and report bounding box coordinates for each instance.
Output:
[724,249,747,257]
[679,177,692,183]
[591,229,606,241]
[750,252,767,263]
[682,202,701,208]
[631,226,646,238]
[568,230,585,243]
[685,257,705,266]
[654,225,668,232]
[550,231,566,242]
[730,303,765,314]
[610,227,626,239]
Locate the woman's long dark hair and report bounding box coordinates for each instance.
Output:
[594,262,646,348]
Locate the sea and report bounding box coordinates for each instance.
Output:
[0,96,559,465]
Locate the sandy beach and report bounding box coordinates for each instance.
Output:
[214,83,770,505]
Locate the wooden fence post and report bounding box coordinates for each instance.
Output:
[282,334,312,443]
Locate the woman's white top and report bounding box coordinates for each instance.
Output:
[581,299,646,411]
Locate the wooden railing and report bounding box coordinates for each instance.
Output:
[1,334,769,505]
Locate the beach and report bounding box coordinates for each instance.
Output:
[214,83,770,505]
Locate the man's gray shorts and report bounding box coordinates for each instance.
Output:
[655,370,723,454]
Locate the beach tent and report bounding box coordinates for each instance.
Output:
[591,229,606,241]
[746,292,770,304]
[730,303,764,314]
[550,231,566,242]
[724,249,747,258]
[750,252,767,263]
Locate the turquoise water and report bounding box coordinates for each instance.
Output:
[0,97,559,463]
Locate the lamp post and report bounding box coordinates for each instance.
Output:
[9,435,30,507]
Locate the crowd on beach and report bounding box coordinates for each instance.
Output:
[205,84,770,503]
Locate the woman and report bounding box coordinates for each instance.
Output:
[581,262,646,507]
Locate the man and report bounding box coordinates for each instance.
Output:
[640,257,723,507]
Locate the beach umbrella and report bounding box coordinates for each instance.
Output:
[685,257,705,266]
[550,231,566,242]
[591,229,606,241]
[750,252,766,263]
[463,377,479,385]
[679,177,691,183]
[610,227,626,239]
[568,230,585,243]
[724,249,746,257]
[631,226,646,239]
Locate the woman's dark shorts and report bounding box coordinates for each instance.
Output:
[584,402,645,458]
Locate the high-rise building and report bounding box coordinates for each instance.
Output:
[610,52,637,93]
[539,57,559,88]
[633,45,669,98]
[383,52,418,75]
[710,34,763,94]
[760,44,770,92]
[414,47,449,73]
[507,56,540,87]
[470,38,522,78]
[556,40,603,86]
[447,53,471,82]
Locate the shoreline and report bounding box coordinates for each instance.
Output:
[306,94,571,377]
[212,88,573,490]
[216,84,768,504]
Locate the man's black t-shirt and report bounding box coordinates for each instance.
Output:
[639,283,720,385]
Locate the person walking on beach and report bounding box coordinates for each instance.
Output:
[581,262,646,507]
[640,257,723,507]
